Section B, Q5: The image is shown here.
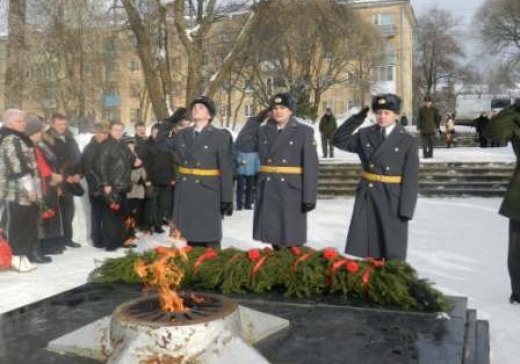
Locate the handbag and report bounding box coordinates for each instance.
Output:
[0,231,12,270]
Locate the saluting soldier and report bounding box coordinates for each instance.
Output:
[172,96,234,249]
[484,102,520,304]
[236,92,318,249]
[332,94,419,261]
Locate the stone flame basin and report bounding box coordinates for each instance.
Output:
[48,292,289,364]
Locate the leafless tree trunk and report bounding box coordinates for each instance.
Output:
[5,0,26,108]
[417,8,464,97]
[122,0,169,120]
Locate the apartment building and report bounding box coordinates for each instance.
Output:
[0,0,417,127]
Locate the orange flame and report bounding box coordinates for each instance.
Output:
[135,247,190,313]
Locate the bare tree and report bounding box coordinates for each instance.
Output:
[242,0,381,120]
[477,0,520,78]
[417,8,464,97]
[4,0,27,108]
[173,0,269,102]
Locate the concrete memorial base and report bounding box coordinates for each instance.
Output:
[0,283,489,364]
[47,294,289,364]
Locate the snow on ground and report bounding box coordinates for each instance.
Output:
[0,148,518,364]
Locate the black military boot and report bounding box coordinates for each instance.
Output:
[28,247,52,264]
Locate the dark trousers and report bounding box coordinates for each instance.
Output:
[59,193,74,242]
[144,185,173,228]
[321,135,334,158]
[421,133,435,158]
[188,241,221,249]
[236,175,255,210]
[89,194,104,248]
[100,192,128,250]
[508,219,520,297]
[6,202,39,256]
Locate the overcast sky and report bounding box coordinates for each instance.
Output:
[410,0,486,24]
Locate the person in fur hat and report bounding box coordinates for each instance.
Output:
[332,94,419,261]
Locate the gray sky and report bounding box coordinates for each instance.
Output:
[410,0,486,24]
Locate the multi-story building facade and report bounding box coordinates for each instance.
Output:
[0,0,417,128]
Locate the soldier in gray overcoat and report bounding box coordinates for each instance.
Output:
[236,93,318,249]
[172,96,234,248]
[484,102,520,304]
[332,94,419,261]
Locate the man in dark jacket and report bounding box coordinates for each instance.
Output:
[98,121,137,250]
[474,112,490,148]
[236,93,319,249]
[332,94,419,261]
[171,96,234,248]
[140,124,176,233]
[319,107,337,158]
[417,96,441,158]
[484,102,520,304]
[80,122,109,248]
[45,112,83,248]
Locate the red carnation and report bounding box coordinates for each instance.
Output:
[374,260,385,268]
[182,246,193,253]
[155,246,168,255]
[290,246,302,256]
[323,248,339,261]
[205,248,218,259]
[41,211,51,220]
[346,261,360,273]
[110,203,121,211]
[248,249,261,261]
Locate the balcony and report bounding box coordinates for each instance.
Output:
[376,24,395,37]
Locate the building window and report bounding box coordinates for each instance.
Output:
[372,66,394,82]
[84,62,93,76]
[384,43,395,64]
[171,57,181,69]
[243,80,254,93]
[130,108,140,121]
[102,108,120,122]
[372,14,395,37]
[130,86,140,98]
[244,104,254,118]
[129,60,139,72]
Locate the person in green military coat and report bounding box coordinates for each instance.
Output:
[332,95,419,261]
[417,96,441,158]
[484,102,520,304]
[319,107,337,158]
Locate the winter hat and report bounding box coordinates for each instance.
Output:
[371,94,402,114]
[93,122,110,133]
[190,96,216,119]
[24,115,44,136]
[165,107,189,125]
[269,92,296,111]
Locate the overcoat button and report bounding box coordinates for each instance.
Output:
[386,166,390,171]
[204,145,209,149]
[266,177,271,181]
[368,183,374,188]
[289,141,294,145]
[281,177,285,182]
[282,159,287,163]
[395,147,399,152]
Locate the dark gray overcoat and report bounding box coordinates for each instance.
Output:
[236,116,318,246]
[172,125,234,242]
[332,114,419,261]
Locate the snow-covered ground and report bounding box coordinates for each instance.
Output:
[0,146,518,363]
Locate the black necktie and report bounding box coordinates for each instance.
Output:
[381,128,386,140]
[194,131,199,138]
